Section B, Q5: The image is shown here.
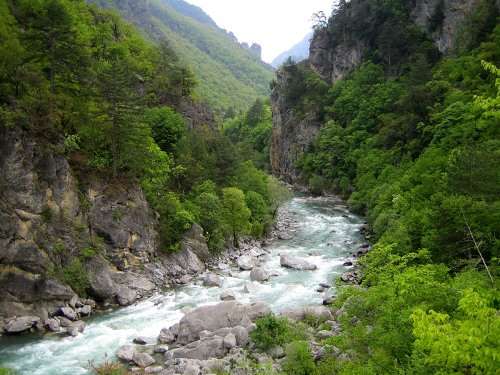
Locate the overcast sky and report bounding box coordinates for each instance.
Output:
[185,0,334,63]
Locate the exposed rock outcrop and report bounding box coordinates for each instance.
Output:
[270,64,322,183]
[0,125,214,328]
[270,0,493,183]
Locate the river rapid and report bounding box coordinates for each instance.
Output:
[0,196,365,375]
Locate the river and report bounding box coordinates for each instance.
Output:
[0,196,365,375]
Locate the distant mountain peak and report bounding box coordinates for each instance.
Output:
[271,32,313,68]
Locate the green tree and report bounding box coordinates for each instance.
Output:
[222,187,250,247]
[145,106,186,153]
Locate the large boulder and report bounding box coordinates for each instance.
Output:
[176,301,270,345]
[203,273,223,288]
[116,286,137,306]
[132,352,155,368]
[172,336,227,360]
[158,327,176,344]
[237,256,257,271]
[250,267,270,282]
[280,254,317,271]
[220,290,236,301]
[85,256,118,301]
[281,306,333,321]
[59,307,77,321]
[4,316,40,333]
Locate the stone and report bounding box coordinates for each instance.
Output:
[116,286,137,306]
[281,306,333,321]
[85,256,118,301]
[250,267,270,282]
[228,327,247,348]
[145,366,164,374]
[269,346,285,359]
[59,307,78,321]
[134,336,148,345]
[223,333,237,349]
[220,290,236,301]
[158,327,176,344]
[237,255,256,271]
[4,316,40,333]
[58,316,73,327]
[154,345,169,353]
[175,301,270,345]
[117,345,136,362]
[319,283,331,289]
[76,305,92,316]
[44,318,61,332]
[133,352,155,368]
[172,336,226,360]
[280,254,317,271]
[203,273,223,288]
[242,282,259,294]
[317,330,334,339]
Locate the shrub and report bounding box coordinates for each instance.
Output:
[282,341,317,375]
[0,368,15,375]
[251,315,306,351]
[308,175,328,196]
[80,247,97,260]
[91,361,128,375]
[61,259,90,297]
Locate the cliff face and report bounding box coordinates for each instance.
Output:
[0,126,209,322]
[271,0,490,182]
[270,67,321,184]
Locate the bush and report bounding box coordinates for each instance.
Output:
[60,259,90,297]
[0,368,15,375]
[282,341,317,375]
[91,361,128,375]
[308,175,328,196]
[251,315,306,351]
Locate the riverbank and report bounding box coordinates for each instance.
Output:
[0,196,368,374]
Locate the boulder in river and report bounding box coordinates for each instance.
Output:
[175,301,270,345]
[117,345,136,362]
[116,286,137,306]
[203,273,223,287]
[280,254,317,271]
[237,255,257,270]
[133,352,155,368]
[4,316,40,334]
[220,290,236,301]
[250,267,270,282]
[158,327,176,344]
[59,307,78,321]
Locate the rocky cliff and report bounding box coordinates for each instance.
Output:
[271,0,493,182]
[0,126,211,330]
[270,66,322,183]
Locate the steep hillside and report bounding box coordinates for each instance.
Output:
[268,0,500,373]
[271,32,312,68]
[92,0,274,111]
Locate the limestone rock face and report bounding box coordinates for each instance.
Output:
[270,64,322,183]
[0,125,195,320]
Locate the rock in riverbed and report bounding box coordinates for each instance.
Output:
[203,273,223,287]
[237,255,257,270]
[250,267,270,282]
[280,254,317,271]
[4,316,40,334]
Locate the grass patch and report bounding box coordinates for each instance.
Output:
[251,314,307,351]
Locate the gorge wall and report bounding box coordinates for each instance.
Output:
[0,126,210,324]
[270,0,494,183]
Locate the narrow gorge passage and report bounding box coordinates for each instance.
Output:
[0,196,365,375]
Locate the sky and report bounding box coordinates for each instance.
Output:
[185,0,334,63]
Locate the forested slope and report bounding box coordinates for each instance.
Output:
[0,0,285,324]
[91,0,274,112]
[268,0,500,373]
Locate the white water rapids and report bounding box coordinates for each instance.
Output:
[0,196,365,374]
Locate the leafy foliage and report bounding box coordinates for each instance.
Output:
[251,315,307,351]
